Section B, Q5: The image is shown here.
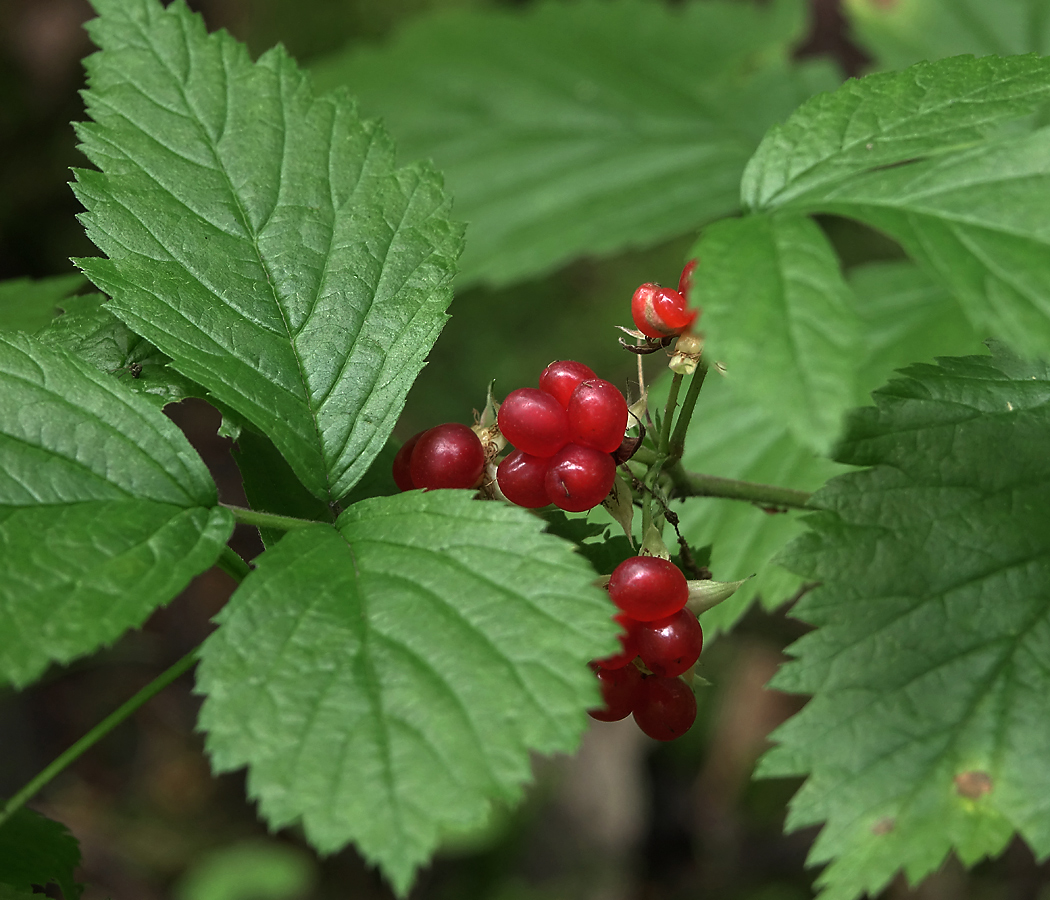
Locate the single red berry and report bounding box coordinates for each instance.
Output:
[498,387,570,457]
[595,613,640,669]
[630,283,697,339]
[678,259,698,299]
[567,378,629,453]
[588,663,643,722]
[607,556,688,622]
[544,443,616,512]
[632,675,697,740]
[539,359,597,408]
[496,449,551,508]
[635,609,703,677]
[408,423,485,490]
[392,430,425,491]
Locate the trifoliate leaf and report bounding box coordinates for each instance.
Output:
[311,0,837,287]
[763,346,1050,900]
[73,0,463,505]
[743,54,1050,210]
[0,808,82,900]
[0,332,233,687]
[197,491,618,896]
[845,0,1050,71]
[690,214,861,452]
[0,275,85,334]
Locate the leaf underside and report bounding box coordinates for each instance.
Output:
[197,490,618,896]
[765,345,1050,900]
[74,0,463,505]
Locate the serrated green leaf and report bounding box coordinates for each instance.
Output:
[743,54,1050,211]
[691,214,860,451]
[312,0,837,287]
[0,808,82,900]
[0,332,233,686]
[845,0,1050,71]
[0,275,85,334]
[73,0,463,505]
[197,491,618,895]
[763,346,1050,900]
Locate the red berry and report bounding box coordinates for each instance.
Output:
[607,557,688,622]
[635,609,703,677]
[392,430,425,491]
[498,388,570,457]
[595,613,640,669]
[408,423,485,490]
[544,443,616,512]
[539,359,596,408]
[496,449,551,508]
[567,378,629,453]
[588,663,643,722]
[632,675,697,740]
[678,259,698,298]
[631,283,697,339]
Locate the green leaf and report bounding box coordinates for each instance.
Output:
[0,274,85,333]
[690,214,860,451]
[197,491,618,895]
[0,808,82,900]
[311,0,838,287]
[73,0,463,506]
[763,346,1050,900]
[845,0,1050,71]
[174,840,316,900]
[0,332,233,686]
[743,54,1050,211]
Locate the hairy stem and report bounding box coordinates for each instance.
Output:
[667,464,813,509]
[221,504,325,532]
[0,649,200,828]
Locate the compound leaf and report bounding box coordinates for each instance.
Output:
[845,0,1050,71]
[764,346,1050,900]
[690,213,860,452]
[0,332,233,687]
[74,0,463,505]
[197,490,618,895]
[312,0,836,287]
[0,808,82,900]
[0,274,85,334]
[743,54,1050,211]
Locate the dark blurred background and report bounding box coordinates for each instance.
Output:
[2,2,1049,899]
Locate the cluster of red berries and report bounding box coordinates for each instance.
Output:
[589,556,702,741]
[630,259,698,339]
[495,360,628,512]
[392,423,485,491]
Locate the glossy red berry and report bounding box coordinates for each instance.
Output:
[635,609,703,677]
[567,378,629,453]
[408,423,485,490]
[539,359,596,408]
[392,430,425,491]
[607,556,689,622]
[544,443,616,512]
[498,387,570,457]
[632,675,697,740]
[678,259,698,299]
[588,663,643,722]
[496,449,551,508]
[631,283,697,339]
[595,613,640,669]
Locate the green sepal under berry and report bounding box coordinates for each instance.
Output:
[196,490,618,896]
[74,0,463,506]
[763,345,1050,900]
[0,808,82,900]
[0,332,233,687]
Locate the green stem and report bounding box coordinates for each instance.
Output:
[217,545,252,582]
[221,504,324,533]
[658,372,684,455]
[0,649,200,828]
[667,464,813,510]
[668,359,708,461]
